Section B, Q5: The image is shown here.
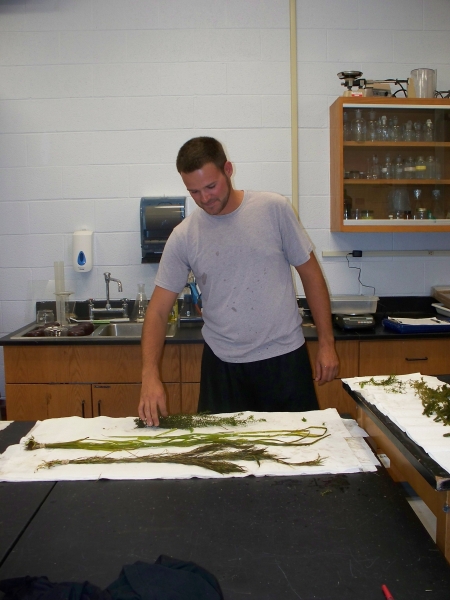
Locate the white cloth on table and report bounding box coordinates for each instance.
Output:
[343,373,450,473]
[0,409,378,482]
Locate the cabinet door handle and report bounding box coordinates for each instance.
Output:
[81,400,85,418]
[98,400,101,416]
[405,356,428,361]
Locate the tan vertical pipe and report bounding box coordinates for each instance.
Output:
[289,0,299,209]
[289,0,300,296]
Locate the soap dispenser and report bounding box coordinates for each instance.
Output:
[131,283,148,322]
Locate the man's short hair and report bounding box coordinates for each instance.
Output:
[176,137,228,174]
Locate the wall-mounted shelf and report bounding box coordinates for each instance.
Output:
[330,97,450,232]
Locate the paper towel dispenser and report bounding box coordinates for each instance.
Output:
[140,197,185,263]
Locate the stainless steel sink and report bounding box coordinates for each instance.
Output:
[10,320,177,340]
[91,322,177,338]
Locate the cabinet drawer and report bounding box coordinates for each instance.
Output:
[4,344,181,383]
[359,339,450,375]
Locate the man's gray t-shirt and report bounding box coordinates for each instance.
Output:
[154,190,313,363]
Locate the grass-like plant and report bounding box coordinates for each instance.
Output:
[36,443,326,474]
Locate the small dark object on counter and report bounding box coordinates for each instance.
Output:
[24,322,62,337]
[24,328,46,337]
[68,322,94,336]
[67,326,86,336]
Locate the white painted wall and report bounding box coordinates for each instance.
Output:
[1,0,450,397]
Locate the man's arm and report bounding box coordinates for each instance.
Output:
[138,285,179,426]
[295,253,339,385]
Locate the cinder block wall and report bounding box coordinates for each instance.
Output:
[1,0,450,397]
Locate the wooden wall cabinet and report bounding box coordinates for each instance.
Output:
[4,343,203,421]
[330,97,450,232]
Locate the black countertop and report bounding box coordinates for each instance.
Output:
[1,296,449,346]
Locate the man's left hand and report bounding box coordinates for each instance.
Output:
[314,345,339,385]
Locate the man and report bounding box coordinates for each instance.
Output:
[139,137,338,426]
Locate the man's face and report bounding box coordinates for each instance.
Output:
[181,161,234,216]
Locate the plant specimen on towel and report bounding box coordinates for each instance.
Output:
[411,378,450,431]
[359,374,406,393]
[25,426,329,453]
[36,443,326,475]
[134,412,266,431]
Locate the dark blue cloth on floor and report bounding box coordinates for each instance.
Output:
[0,556,224,600]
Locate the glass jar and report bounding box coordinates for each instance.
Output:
[404,156,415,179]
[131,283,148,322]
[415,207,427,220]
[351,109,366,142]
[367,110,378,141]
[415,156,426,179]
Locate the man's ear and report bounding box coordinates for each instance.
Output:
[224,161,233,178]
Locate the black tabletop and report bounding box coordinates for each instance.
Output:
[1,424,450,599]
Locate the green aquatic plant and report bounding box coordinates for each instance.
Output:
[134,412,266,431]
[411,378,450,430]
[25,426,329,453]
[36,443,326,475]
[359,374,406,394]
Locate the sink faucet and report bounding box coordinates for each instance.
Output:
[104,272,122,309]
[88,272,128,319]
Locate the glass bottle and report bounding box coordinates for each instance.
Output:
[370,154,380,179]
[415,156,426,179]
[404,156,415,179]
[367,110,378,141]
[413,188,422,213]
[379,115,389,141]
[432,189,444,218]
[435,157,442,180]
[423,119,433,142]
[351,109,366,142]
[343,111,351,141]
[403,120,414,142]
[381,154,392,179]
[168,300,179,324]
[394,154,403,179]
[391,115,401,142]
[426,155,435,179]
[414,121,422,142]
[343,188,352,219]
[131,283,148,322]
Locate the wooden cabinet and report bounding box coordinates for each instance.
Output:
[330,97,450,232]
[359,338,450,376]
[5,336,449,421]
[4,343,203,421]
[180,344,203,414]
[91,383,182,418]
[307,340,359,418]
[5,384,92,421]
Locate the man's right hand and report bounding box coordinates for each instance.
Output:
[138,377,168,427]
[139,285,179,426]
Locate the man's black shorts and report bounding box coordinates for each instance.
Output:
[198,342,319,413]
